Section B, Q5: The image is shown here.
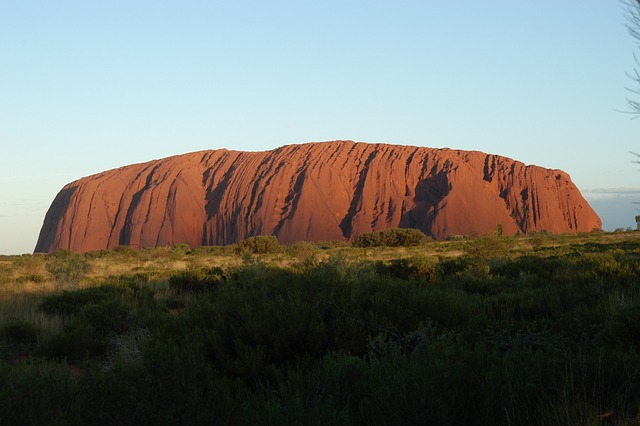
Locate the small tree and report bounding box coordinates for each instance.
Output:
[46,249,90,290]
[464,228,515,263]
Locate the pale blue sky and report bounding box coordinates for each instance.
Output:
[1,0,639,254]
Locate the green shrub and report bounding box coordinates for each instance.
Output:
[39,286,121,316]
[38,298,136,360]
[0,361,75,425]
[286,241,320,266]
[438,256,486,277]
[464,233,516,262]
[168,267,226,294]
[235,235,282,254]
[45,249,90,289]
[352,228,429,248]
[599,306,640,349]
[39,281,155,316]
[375,256,439,282]
[100,272,150,287]
[487,255,562,279]
[37,322,109,359]
[83,249,110,259]
[172,243,192,255]
[79,299,134,335]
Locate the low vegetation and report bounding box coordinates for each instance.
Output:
[2,230,640,425]
[352,227,429,247]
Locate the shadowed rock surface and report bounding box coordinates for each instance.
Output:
[35,141,602,252]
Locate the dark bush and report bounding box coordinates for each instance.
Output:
[39,280,156,318]
[352,228,429,248]
[488,255,562,279]
[375,257,439,282]
[599,306,640,349]
[0,361,75,425]
[79,299,134,335]
[39,286,122,316]
[235,235,283,254]
[83,249,110,259]
[37,322,109,359]
[165,297,185,310]
[169,267,226,294]
[438,256,485,276]
[38,297,137,360]
[0,321,38,344]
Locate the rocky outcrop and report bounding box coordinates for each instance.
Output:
[35,141,602,252]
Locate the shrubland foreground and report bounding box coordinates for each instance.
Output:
[2,230,640,425]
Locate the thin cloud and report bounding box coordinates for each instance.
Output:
[583,187,640,194]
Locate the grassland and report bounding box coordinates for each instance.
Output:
[2,230,640,425]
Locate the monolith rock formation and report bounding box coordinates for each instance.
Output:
[35,141,601,253]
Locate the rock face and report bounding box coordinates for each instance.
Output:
[35,141,601,253]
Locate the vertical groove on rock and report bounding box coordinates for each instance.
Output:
[339,148,378,239]
[119,164,161,247]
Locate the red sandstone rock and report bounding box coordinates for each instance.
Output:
[34,141,602,253]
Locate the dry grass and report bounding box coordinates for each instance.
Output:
[0,230,638,344]
[0,291,65,343]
